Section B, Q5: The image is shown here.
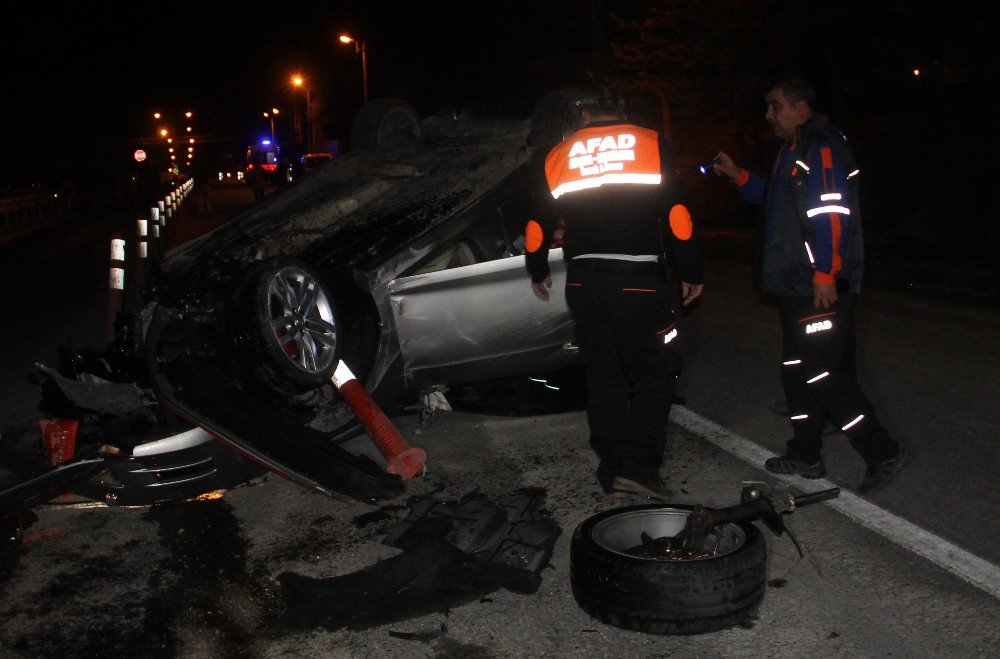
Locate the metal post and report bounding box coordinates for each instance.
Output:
[150,206,161,263]
[136,217,148,294]
[108,234,126,343]
[361,41,369,103]
[306,87,313,150]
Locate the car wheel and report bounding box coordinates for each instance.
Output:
[350,98,423,151]
[570,504,767,635]
[528,88,588,149]
[240,258,341,394]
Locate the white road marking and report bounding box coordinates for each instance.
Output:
[670,405,1000,601]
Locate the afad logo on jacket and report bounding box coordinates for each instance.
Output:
[545,124,662,199]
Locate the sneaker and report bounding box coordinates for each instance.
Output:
[611,476,672,502]
[857,443,910,494]
[608,491,633,506]
[764,455,826,479]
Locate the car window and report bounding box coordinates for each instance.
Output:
[405,167,535,275]
[410,241,478,275]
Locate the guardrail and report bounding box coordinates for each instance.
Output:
[0,187,76,244]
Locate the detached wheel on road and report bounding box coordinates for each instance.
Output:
[570,504,767,635]
[239,258,341,394]
[350,98,422,151]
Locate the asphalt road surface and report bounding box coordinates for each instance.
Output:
[1,186,999,656]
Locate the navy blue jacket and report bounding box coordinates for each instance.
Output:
[737,116,864,296]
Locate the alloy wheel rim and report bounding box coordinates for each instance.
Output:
[266,266,337,373]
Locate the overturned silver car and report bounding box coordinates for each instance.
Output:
[96,97,581,503]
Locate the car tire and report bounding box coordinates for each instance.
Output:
[570,504,767,635]
[237,258,341,394]
[350,98,423,151]
[528,88,588,149]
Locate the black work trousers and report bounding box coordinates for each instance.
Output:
[778,293,897,465]
[565,263,682,492]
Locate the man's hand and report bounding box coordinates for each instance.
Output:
[712,151,743,181]
[813,283,837,309]
[531,274,552,301]
[681,282,703,306]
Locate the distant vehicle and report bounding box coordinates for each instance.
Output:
[246,141,283,184]
[302,152,333,172]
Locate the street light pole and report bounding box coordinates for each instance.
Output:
[339,34,369,104]
[306,88,313,149]
[291,76,310,145]
[263,108,279,143]
[360,41,368,103]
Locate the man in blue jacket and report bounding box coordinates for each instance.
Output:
[713,71,905,494]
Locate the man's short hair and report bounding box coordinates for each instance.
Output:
[578,86,629,123]
[766,71,818,111]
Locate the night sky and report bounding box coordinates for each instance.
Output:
[0,0,601,189]
[1,1,995,196]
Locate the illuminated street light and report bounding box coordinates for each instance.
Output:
[160,128,168,137]
[263,107,280,143]
[291,75,313,146]
[339,34,369,103]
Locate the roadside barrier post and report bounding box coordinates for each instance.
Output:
[152,205,162,263]
[163,196,173,249]
[108,234,126,343]
[331,360,427,479]
[135,216,148,295]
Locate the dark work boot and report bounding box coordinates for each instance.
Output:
[857,440,910,494]
[764,455,826,479]
[611,475,673,502]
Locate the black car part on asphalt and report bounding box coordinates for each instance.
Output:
[570,483,840,635]
[278,487,561,631]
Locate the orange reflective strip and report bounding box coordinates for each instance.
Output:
[656,322,676,335]
[566,282,582,287]
[525,220,543,253]
[797,312,836,323]
[668,204,693,241]
[821,146,833,169]
[830,213,842,274]
[622,287,657,293]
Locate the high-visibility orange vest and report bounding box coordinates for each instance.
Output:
[544,124,662,200]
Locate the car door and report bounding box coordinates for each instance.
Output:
[387,249,577,387]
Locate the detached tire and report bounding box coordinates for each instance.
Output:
[570,504,767,635]
[237,258,341,394]
[350,98,422,151]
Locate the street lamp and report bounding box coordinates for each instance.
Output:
[263,107,280,143]
[338,34,368,103]
[291,75,313,146]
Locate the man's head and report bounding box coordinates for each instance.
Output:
[577,87,628,127]
[764,72,817,143]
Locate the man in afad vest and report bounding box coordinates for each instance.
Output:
[524,89,704,503]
